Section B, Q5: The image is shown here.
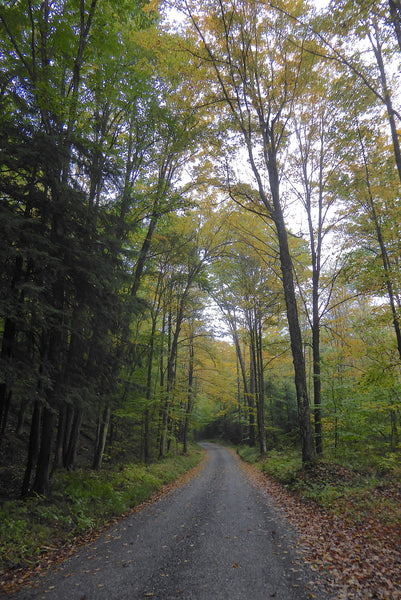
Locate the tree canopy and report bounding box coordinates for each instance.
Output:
[1,0,401,497]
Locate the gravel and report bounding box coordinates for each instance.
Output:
[13,443,330,600]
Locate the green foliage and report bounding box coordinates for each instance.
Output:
[0,500,55,570]
[0,447,203,571]
[259,449,302,485]
[2,0,401,544]
[239,446,401,526]
[238,446,302,483]
[237,445,261,464]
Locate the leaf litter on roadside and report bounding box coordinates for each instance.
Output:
[239,458,401,600]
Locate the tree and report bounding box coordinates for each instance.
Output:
[329,111,401,366]
[178,0,316,461]
[210,205,286,452]
[286,67,346,454]
[0,0,185,491]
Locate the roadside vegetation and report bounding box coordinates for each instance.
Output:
[238,445,401,527]
[0,446,203,587]
[237,445,401,599]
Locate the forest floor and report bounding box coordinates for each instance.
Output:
[238,452,401,600]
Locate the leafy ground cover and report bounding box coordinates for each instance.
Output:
[0,446,205,594]
[238,446,401,600]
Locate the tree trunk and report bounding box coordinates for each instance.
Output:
[64,408,82,470]
[159,307,173,458]
[52,403,66,473]
[183,333,194,454]
[92,403,111,471]
[370,23,401,185]
[312,320,323,455]
[16,399,29,438]
[236,353,243,444]
[160,270,200,457]
[390,407,398,449]
[266,143,315,463]
[31,295,64,495]
[248,342,257,448]
[229,313,252,446]
[0,251,25,444]
[310,198,323,455]
[21,400,42,497]
[32,405,56,495]
[255,313,266,455]
[357,124,401,364]
[0,318,17,442]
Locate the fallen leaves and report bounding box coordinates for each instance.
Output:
[238,456,401,600]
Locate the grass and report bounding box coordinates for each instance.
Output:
[237,445,401,527]
[0,446,203,573]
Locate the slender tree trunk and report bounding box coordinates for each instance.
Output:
[156,308,167,454]
[266,144,315,463]
[64,408,82,470]
[144,310,158,463]
[274,217,315,461]
[312,319,322,454]
[370,24,401,185]
[32,282,65,495]
[228,312,252,445]
[52,403,66,473]
[130,210,159,299]
[16,399,28,438]
[159,307,172,458]
[248,341,257,448]
[0,318,17,443]
[390,407,398,449]
[248,311,264,452]
[159,264,202,457]
[183,333,194,454]
[255,313,266,455]
[92,403,111,471]
[21,400,42,497]
[62,404,74,466]
[236,353,243,444]
[356,125,401,364]
[310,198,323,455]
[0,177,34,444]
[0,389,12,442]
[32,406,56,495]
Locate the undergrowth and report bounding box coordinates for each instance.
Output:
[237,446,401,527]
[0,447,203,572]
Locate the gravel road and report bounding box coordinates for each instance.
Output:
[12,443,329,599]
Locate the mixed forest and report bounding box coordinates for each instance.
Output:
[1,0,401,507]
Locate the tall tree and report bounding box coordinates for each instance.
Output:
[210,205,285,451]
[179,0,316,461]
[0,0,166,492]
[286,69,345,454]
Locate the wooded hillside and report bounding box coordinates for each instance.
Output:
[1,0,401,500]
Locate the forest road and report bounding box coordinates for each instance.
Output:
[13,443,330,600]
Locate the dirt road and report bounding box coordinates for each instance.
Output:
[12,443,329,599]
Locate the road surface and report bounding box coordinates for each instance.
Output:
[12,443,329,599]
